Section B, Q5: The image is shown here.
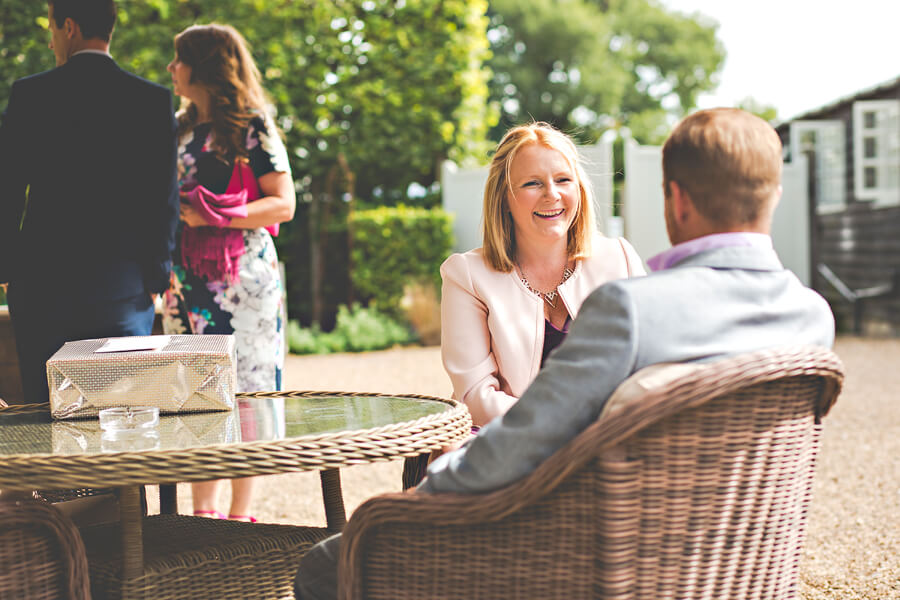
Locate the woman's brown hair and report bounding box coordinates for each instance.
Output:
[173,24,273,162]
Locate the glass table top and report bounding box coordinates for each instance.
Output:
[0,394,451,456]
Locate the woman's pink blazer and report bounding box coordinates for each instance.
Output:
[440,236,645,427]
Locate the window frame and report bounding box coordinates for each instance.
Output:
[852,99,900,206]
[789,119,847,214]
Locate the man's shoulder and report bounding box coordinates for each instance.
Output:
[583,260,804,312]
[10,68,58,94]
[113,67,171,98]
[590,265,686,298]
[13,61,169,101]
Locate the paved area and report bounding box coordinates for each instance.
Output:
[149,338,898,599]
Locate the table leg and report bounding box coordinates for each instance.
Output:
[319,469,346,531]
[159,483,178,514]
[116,486,144,580]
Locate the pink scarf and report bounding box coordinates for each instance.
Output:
[180,162,277,284]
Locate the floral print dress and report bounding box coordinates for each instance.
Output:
[162,115,290,392]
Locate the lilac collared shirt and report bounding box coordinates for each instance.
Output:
[646,232,774,272]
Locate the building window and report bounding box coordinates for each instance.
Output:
[864,111,877,129]
[853,99,900,205]
[789,120,846,212]
[864,137,877,158]
[865,167,877,188]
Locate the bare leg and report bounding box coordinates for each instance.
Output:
[228,477,256,519]
[192,480,221,514]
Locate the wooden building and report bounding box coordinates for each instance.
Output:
[776,76,900,334]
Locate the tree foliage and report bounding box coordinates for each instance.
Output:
[737,97,779,124]
[0,0,496,323]
[487,0,725,143]
[0,0,496,205]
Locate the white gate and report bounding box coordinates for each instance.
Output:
[775,155,811,285]
[623,141,666,268]
[623,140,811,283]
[441,161,488,254]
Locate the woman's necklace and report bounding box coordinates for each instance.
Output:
[518,262,574,309]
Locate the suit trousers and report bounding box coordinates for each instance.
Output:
[7,284,154,405]
[294,533,342,600]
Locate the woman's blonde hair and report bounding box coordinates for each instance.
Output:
[482,122,596,272]
[173,23,274,161]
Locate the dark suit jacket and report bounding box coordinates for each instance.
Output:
[0,52,178,299]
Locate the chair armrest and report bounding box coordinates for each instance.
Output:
[0,498,91,600]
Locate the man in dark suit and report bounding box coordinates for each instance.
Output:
[0,0,178,404]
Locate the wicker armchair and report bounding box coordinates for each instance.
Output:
[0,497,91,600]
[338,346,844,600]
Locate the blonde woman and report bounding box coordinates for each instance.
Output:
[441,122,645,427]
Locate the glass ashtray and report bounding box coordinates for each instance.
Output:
[101,430,161,452]
[99,406,160,433]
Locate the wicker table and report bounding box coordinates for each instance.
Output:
[0,391,471,598]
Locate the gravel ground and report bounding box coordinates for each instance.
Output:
[148,338,899,599]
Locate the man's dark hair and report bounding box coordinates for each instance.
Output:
[49,0,117,42]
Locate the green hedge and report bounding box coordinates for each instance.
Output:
[350,206,453,314]
[287,303,412,354]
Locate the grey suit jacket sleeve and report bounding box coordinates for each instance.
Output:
[419,283,639,494]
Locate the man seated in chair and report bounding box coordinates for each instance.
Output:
[294,108,835,599]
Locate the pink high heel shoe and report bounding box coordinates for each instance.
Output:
[193,510,226,519]
[227,514,257,523]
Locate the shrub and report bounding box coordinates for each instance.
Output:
[400,280,442,346]
[350,205,453,315]
[287,303,413,355]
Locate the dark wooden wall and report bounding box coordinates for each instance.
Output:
[815,204,900,332]
[777,80,900,333]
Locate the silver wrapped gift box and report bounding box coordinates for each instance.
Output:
[47,335,236,419]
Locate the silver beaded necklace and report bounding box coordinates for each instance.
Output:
[518,263,574,309]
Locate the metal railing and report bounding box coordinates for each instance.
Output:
[817,264,896,334]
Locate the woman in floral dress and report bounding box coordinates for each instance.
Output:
[162,24,295,522]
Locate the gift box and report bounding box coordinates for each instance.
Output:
[47,335,236,419]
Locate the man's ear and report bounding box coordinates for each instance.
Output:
[668,181,694,226]
[64,17,78,39]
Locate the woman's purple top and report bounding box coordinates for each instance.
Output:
[541,316,571,368]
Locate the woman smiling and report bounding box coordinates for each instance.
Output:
[441,122,645,428]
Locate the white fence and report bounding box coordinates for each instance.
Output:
[623,141,666,269]
[622,140,811,284]
[775,155,811,285]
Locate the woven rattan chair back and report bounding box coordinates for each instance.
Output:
[0,498,91,600]
[339,347,844,600]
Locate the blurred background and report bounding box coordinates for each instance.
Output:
[1,0,898,351]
